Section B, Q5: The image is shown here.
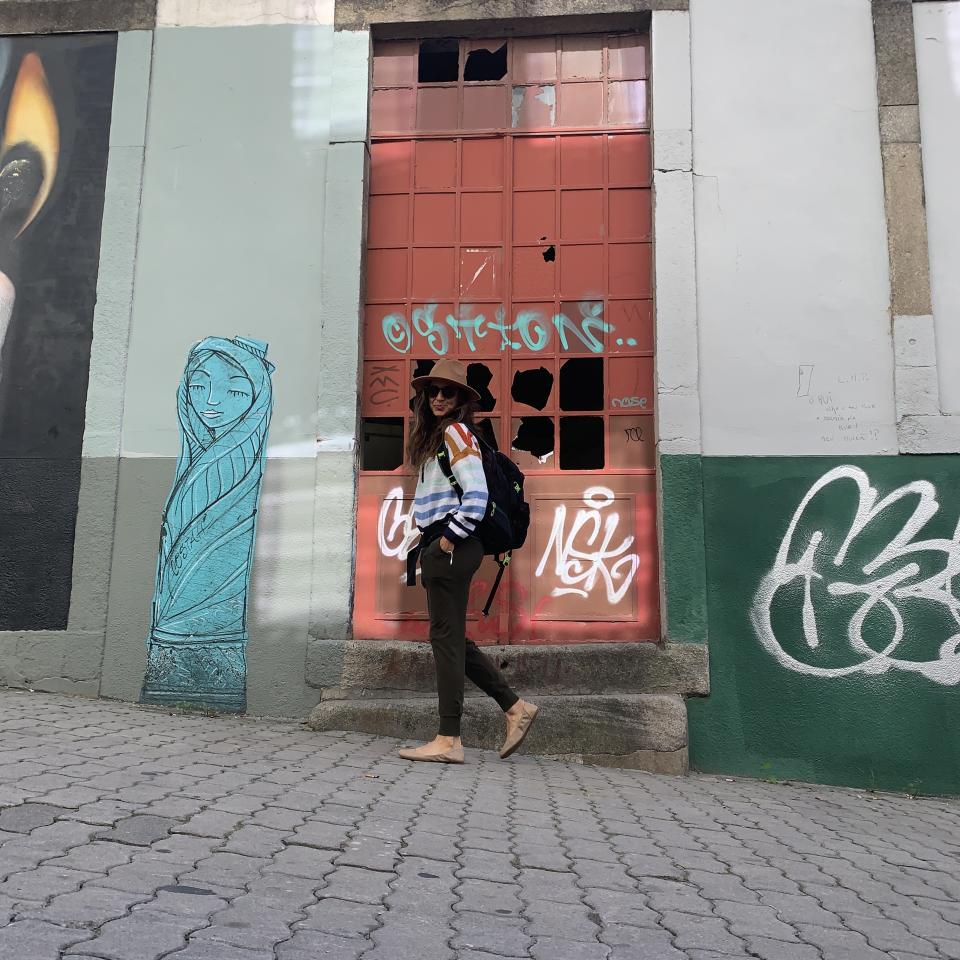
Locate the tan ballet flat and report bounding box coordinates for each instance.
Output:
[500,701,539,759]
[397,742,465,764]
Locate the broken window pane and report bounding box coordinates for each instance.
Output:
[418,39,459,83]
[512,416,555,460]
[409,359,436,410]
[467,362,497,412]
[511,366,553,410]
[361,418,405,471]
[475,417,499,450]
[464,43,508,82]
[560,357,604,411]
[560,416,604,469]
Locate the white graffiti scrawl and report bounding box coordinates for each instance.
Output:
[536,487,640,605]
[377,487,419,562]
[751,465,960,685]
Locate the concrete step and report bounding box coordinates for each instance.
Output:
[306,693,689,775]
[307,640,709,701]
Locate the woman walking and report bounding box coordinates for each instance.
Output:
[399,358,538,764]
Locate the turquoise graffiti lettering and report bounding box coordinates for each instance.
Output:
[381,302,614,356]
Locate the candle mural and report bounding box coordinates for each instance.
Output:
[0,36,117,629]
[141,337,275,713]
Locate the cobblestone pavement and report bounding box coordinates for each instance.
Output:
[1,691,959,960]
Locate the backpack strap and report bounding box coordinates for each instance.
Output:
[481,552,510,617]
[436,441,464,502]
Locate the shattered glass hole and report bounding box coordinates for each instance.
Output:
[542,245,556,263]
[464,43,508,82]
[361,418,404,471]
[511,366,553,410]
[560,357,603,411]
[467,362,497,412]
[418,39,459,83]
[560,416,604,470]
[512,416,554,460]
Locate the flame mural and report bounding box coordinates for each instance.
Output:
[0,35,117,630]
[0,52,60,374]
[2,53,60,234]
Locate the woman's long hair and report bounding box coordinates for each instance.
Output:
[407,386,476,469]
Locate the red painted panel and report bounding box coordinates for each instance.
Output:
[514,137,556,189]
[607,300,654,353]
[371,88,415,135]
[513,37,558,83]
[513,191,555,243]
[608,188,652,242]
[461,194,503,244]
[608,36,647,81]
[609,243,652,298]
[608,133,651,186]
[415,140,457,189]
[560,244,604,300]
[560,190,604,242]
[370,141,413,194]
[462,138,504,189]
[411,248,457,300]
[413,193,456,244]
[460,248,504,300]
[463,85,508,129]
[417,86,459,130]
[372,41,418,87]
[362,360,407,417]
[560,82,604,127]
[609,356,654,411]
[559,135,603,187]
[512,247,556,300]
[610,415,655,470]
[608,80,648,127]
[368,194,410,246]
[560,36,603,80]
[365,249,408,301]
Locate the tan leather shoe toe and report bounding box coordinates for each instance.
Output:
[397,742,465,764]
[499,701,539,759]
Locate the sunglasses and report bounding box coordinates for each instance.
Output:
[426,383,460,400]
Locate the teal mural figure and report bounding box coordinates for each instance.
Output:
[141,336,275,713]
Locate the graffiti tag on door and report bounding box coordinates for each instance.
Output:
[752,465,960,685]
[381,301,632,356]
[535,486,640,605]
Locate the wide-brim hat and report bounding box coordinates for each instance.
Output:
[411,357,480,402]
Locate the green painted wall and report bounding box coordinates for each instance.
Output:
[688,455,960,796]
[659,454,708,643]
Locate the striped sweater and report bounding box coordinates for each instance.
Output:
[413,423,488,541]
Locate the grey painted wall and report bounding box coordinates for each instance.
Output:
[95,23,366,718]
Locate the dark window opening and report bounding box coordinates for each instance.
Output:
[464,43,508,82]
[560,417,604,470]
[361,417,404,471]
[560,358,604,411]
[511,366,553,410]
[418,39,459,83]
[542,245,556,262]
[476,417,499,451]
[467,362,497,412]
[512,417,555,460]
[409,358,436,410]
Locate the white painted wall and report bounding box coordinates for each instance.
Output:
[690,0,897,456]
[915,2,960,417]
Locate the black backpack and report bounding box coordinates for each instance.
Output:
[436,429,530,616]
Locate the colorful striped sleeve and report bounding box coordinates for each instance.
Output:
[443,424,488,541]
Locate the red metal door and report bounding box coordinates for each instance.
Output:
[355,34,658,644]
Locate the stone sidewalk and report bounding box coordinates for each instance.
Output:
[1,691,959,960]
